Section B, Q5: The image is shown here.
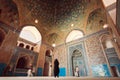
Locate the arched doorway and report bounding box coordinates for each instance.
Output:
[72,49,83,76]
[71,49,87,76]
[67,42,88,76]
[100,34,120,77]
[16,55,33,69]
[66,29,88,76]
[16,56,28,69]
[43,50,52,76]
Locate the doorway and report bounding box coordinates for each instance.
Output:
[111,66,118,77]
[72,49,86,76]
[16,57,27,69]
[68,42,88,76]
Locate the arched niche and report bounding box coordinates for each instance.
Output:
[86,8,107,34]
[16,55,33,69]
[0,0,19,28]
[100,34,120,77]
[67,42,88,76]
[72,49,82,76]
[16,56,28,69]
[19,43,24,48]
[100,34,113,49]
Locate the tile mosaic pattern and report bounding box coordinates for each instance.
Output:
[92,64,111,77]
[85,35,106,65]
[20,0,106,45]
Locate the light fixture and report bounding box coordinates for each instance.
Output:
[35,19,38,23]
[103,24,108,28]
[52,43,56,47]
[71,24,74,27]
[51,1,57,48]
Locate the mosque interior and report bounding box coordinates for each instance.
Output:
[0,0,120,78]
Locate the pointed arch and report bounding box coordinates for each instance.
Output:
[99,34,113,49]
[66,29,84,43]
[99,32,120,77]
[18,25,42,52]
[19,26,42,44]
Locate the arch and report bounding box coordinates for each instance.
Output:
[0,0,19,27]
[99,34,113,49]
[19,25,42,52]
[16,56,28,69]
[99,33,120,77]
[72,49,82,57]
[16,55,33,69]
[26,45,30,49]
[46,50,51,57]
[19,43,24,48]
[19,26,42,43]
[71,49,86,76]
[67,42,88,76]
[66,29,84,43]
[31,47,34,50]
[86,8,107,32]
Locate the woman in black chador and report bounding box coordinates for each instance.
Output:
[54,59,59,77]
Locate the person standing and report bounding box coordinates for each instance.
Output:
[54,59,59,77]
[74,66,79,77]
[27,68,33,77]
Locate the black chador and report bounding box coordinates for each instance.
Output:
[54,59,59,77]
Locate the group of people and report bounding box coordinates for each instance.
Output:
[27,58,60,77]
[27,59,80,77]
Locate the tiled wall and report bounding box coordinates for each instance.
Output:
[0,63,6,76]
[59,68,66,76]
[37,67,43,76]
[85,35,106,65]
[91,64,111,77]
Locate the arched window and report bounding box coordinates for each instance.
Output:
[26,45,30,49]
[31,47,34,50]
[19,43,24,47]
[66,30,84,43]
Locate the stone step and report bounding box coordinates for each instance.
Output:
[0,77,120,80]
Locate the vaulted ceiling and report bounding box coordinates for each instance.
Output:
[0,0,115,46]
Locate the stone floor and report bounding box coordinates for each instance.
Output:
[0,77,120,80]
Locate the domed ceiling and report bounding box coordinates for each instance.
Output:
[0,0,107,46]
